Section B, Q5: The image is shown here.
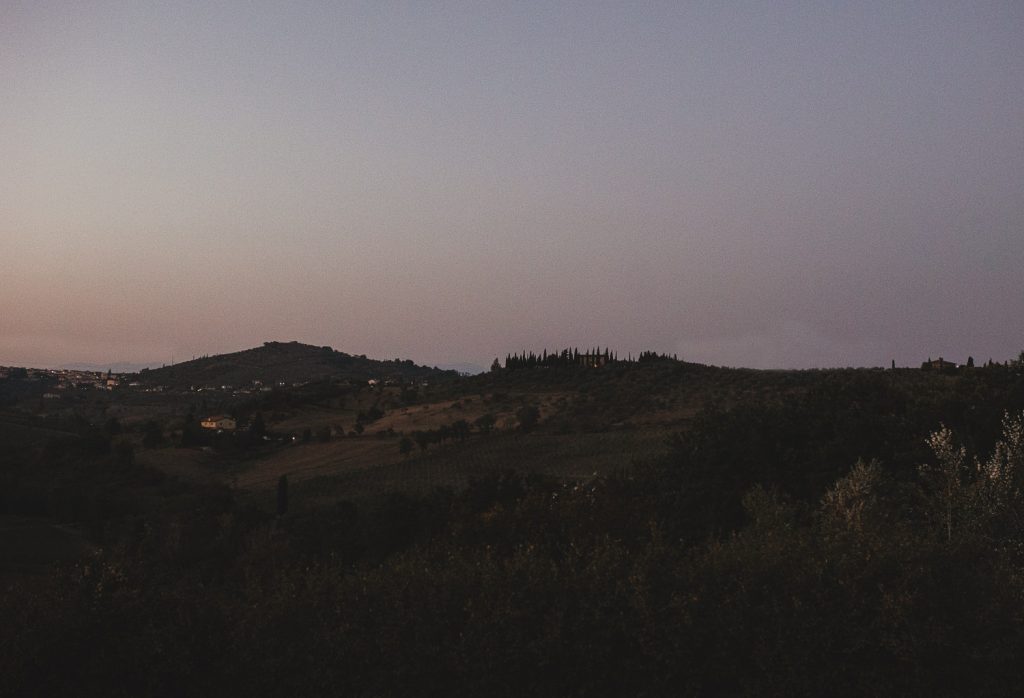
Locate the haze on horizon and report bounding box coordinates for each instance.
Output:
[3,2,1023,371]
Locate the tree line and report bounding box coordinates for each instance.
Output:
[499,347,678,371]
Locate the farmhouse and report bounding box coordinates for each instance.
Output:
[201,415,237,431]
[921,357,958,370]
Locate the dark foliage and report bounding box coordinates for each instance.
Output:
[5,363,1024,695]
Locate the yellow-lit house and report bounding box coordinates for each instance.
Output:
[201,415,237,431]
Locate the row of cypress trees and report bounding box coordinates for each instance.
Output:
[501,348,679,370]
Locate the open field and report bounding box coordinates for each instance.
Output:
[232,437,403,489]
[250,428,672,512]
[141,424,669,509]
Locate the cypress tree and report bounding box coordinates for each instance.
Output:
[276,475,288,516]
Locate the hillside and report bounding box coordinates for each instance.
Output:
[6,352,1024,694]
[134,341,454,389]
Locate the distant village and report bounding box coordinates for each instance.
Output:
[0,364,432,437]
[0,367,141,399]
[0,367,420,395]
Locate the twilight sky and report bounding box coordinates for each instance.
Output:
[3,1,1023,370]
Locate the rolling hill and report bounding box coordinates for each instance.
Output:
[134,341,454,389]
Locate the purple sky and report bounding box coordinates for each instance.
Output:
[3,2,1023,369]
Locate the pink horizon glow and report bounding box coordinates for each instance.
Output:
[3,3,1023,370]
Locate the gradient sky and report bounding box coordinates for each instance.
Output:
[3,1,1023,369]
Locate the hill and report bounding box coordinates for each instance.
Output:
[134,341,454,389]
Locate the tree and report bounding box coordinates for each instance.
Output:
[276,475,288,516]
[181,412,203,447]
[967,356,975,368]
[490,357,502,372]
[917,413,1024,545]
[820,459,882,535]
[474,413,496,434]
[114,439,134,466]
[399,436,413,457]
[451,419,470,440]
[252,412,267,438]
[141,420,163,449]
[516,405,540,433]
[918,425,968,544]
[972,412,1024,523]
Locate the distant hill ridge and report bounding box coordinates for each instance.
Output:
[136,341,452,388]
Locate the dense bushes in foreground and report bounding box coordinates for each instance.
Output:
[5,413,1024,696]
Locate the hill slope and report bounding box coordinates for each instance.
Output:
[135,341,453,388]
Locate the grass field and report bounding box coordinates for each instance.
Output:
[268,428,672,510]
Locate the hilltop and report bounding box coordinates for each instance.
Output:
[134,341,453,389]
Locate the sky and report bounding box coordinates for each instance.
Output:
[3,1,1023,370]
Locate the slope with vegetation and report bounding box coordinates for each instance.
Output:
[3,348,1024,694]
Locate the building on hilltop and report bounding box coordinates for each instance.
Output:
[921,357,958,370]
[579,352,609,368]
